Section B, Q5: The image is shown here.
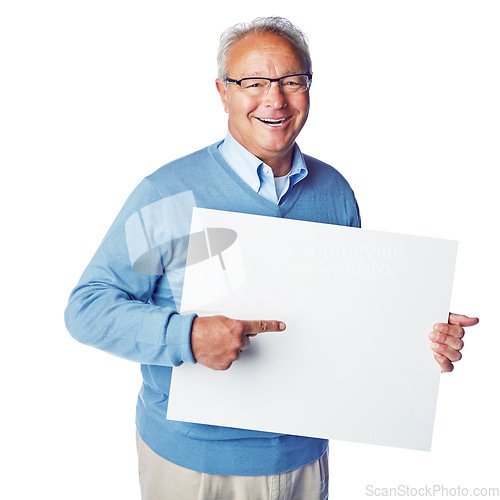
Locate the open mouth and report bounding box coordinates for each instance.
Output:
[256,117,290,127]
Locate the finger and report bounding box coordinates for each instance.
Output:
[448,313,479,327]
[432,323,465,339]
[430,341,462,362]
[433,352,454,373]
[240,320,286,336]
[429,331,464,351]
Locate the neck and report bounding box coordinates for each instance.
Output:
[226,130,295,177]
[264,150,294,177]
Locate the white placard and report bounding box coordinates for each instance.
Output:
[168,208,458,451]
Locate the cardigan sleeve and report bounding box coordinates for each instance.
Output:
[64,178,197,366]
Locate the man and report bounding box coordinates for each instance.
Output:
[65,16,478,499]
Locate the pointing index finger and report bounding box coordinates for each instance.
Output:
[241,320,286,336]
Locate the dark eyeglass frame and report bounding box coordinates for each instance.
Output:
[225,73,313,93]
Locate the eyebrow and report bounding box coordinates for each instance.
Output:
[233,70,306,79]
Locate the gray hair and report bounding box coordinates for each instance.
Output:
[217,16,312,81]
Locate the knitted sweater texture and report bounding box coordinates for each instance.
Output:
[65,141,360,475]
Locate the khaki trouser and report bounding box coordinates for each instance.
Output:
[136,430,329,499]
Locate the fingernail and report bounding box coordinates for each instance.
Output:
[429,332,439,341]
[279,322,286,331]
[431,342,440,350]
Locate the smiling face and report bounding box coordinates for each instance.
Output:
[216,32,310,175]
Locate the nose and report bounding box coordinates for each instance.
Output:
[263,81,287,108]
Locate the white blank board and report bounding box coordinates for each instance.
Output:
[168,208,458,451]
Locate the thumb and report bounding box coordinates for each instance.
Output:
[448,313,479,327]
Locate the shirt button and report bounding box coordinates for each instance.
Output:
[263,167,270,174]
[253,183,259,190]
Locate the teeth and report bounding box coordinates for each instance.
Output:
[258,117,287,125]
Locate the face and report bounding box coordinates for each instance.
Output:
[216,32,310,172]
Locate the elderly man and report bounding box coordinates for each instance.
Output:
[65,16,478,500]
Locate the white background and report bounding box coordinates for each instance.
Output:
[1,1,497,498]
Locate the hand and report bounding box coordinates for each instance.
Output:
[429,313,479,372]
[190,315,286,371]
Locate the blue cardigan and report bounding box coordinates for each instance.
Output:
[65,141,361,476]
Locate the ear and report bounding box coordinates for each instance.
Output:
[215,78,229,113]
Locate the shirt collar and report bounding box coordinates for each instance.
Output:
[218,131,308,191]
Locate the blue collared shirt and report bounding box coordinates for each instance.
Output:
[218,132,308,204]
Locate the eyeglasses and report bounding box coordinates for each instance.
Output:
[225,73,312,96]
